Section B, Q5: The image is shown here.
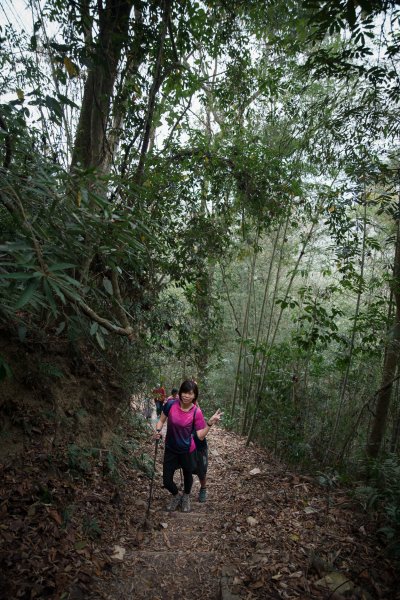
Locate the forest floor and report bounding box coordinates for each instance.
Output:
[1,405,399,600]
[92,419,399,600]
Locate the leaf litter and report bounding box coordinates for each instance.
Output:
[0,417,399,599]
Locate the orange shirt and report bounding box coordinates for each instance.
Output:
[153,386,166,403]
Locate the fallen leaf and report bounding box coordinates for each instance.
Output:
[247,516,258,526]
[75,540,87,551]
[303,506,318,514]
[249,468,261,475]
[315,572,354,593]
[111,545,126,561]
[271,572,282,580]
[250,580,264,589]
[160,522,168,529]
[49,510,62,525]
[135,530,144,544]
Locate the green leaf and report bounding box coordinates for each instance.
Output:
[90,322,99,336]
[1,272,38,280]
[14,279,39,309]
[57,93,79,109]
[45,95,63,121]
[346,0,357,29]
[48,279,66,304]
[57,273,81,288]
[48,263,76,272]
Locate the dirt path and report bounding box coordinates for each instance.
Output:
[94,426,399,600]
[97,424,229,600]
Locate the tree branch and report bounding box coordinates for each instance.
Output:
[62,284,134,338]
[111,268,132,331]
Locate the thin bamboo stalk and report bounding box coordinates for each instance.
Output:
[246,217,318,445]
[324,192,368,464]
[230,228,260,423]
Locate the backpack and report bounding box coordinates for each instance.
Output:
[192,407,208,451]
[191,407,208,477]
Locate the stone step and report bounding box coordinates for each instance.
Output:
[166,511,207,519]
[128,549,215,556]
[146,534,210,552]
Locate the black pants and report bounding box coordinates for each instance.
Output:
[163,447,197,495]
[155,400,163,417]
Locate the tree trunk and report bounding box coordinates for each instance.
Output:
[71,0,134,171]
[367,192,400,459]
[367,342,399,458]
[390,373,400,453]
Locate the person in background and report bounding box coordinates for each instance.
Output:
[153,379,222,513]
[166,387,179,403]
[153,383,166,418]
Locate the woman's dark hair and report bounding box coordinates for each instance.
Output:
[179,379,199,403]
[171,388,178,395]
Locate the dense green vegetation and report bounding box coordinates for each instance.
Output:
[1,0,400,547]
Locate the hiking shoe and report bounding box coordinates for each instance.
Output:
[198,488,207,503]
[181,493,191,512]
[166,494,181,512]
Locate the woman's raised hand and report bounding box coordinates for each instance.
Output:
[208,408,223,426]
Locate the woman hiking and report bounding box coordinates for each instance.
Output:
[153,379,222,513]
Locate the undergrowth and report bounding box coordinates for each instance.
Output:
[355,454,400,557]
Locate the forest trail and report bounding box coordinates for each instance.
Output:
[93,425,398,600]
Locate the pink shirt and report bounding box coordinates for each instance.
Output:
[163,400,206,453]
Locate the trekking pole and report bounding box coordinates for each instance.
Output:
[179,467,183,491]
[145,438,160,520]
